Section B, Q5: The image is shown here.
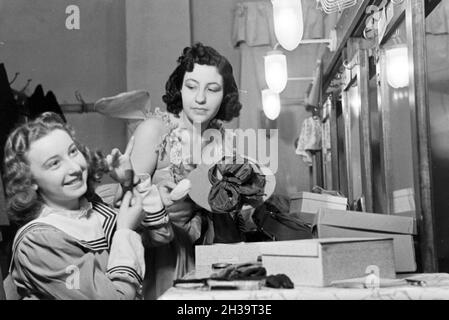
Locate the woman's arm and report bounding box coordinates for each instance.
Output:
[12,226,144,300]
[129,118,176,246]
[130,118,168,176]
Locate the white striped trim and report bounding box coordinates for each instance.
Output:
[107,265,143,284]
[92,201,117,247]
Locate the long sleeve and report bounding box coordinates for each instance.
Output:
[151,200,203,245]
[137,177,202,246]
[12,225,143,300]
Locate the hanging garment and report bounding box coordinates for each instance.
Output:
[26,85,66,122]
[295,116,322,166]
[27,85,46,120]
[0,63,21,164]
[0,63,18,285]
[45,91,66,122]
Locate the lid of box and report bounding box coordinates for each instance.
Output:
[289,191,347,204]
[393,188,414,197]
[314,208,417,235]
[260,237,393,257]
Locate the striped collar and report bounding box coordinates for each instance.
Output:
[12,201,116,259]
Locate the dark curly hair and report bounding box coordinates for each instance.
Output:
[3,112,109,226]
[162,42,242,122]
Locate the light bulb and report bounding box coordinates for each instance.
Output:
[264,50,288,93]
[272,0,303,51]
[386,46,409,89]
[262,89,281,120]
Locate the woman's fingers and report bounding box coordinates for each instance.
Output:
[132,188,143,207]
[106,154,113,170]
[158,180,177,191]
[111,148,121,165]
[158,181,175,207]
[119,191,132,209]
[170,179,191,201]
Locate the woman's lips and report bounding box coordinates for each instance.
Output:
[192,107,208,113]
[64,173,85,186]
[64,177,81,186]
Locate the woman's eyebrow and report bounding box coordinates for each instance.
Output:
[184,78,199,84]
[185,79,222,87]
[67,142,76,151]
[207,82,222,87]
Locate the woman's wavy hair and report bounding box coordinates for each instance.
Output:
[162,42,242,122]
[3,112,109,226]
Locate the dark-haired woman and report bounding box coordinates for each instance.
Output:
[130,42,243,299]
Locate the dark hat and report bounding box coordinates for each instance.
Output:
[187,155,276,213]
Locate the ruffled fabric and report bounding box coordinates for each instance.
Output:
[207,160,266,214]
[295,116,322,166]
[151,107,226,183]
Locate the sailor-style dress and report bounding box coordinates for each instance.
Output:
[9,199,146,300]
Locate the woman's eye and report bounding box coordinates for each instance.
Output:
[208,88,220,93]
[69,147,79,156]
[48,160,60,168]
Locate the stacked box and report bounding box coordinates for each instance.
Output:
[314,208,417,272]
[261,237,396,287]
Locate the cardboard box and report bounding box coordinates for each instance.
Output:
[314,208,417,272]
[289,192,348,224]
[393,188,415,213]
[195,242,263,268]
[261,238,396,287]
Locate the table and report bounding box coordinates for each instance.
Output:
[159,267,449,300]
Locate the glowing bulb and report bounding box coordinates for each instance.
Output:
[272,0,303,51]
[350,92,361,117]
[262,89,281,120]
[386,46,409,89]
[264,50,288,93]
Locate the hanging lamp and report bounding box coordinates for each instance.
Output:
[262,89,281,120]
[272,0,304,51]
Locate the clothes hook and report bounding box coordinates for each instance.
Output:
[9,72,20,85]
[75,90,87,113]
[19,79,32,93]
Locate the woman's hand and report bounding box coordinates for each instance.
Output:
[157,179,193,226]
[106,136,135,184]
[157,179,191,207]
[116,189,144,230]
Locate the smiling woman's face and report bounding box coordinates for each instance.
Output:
[27,129,88,210]
[181,63,224,125]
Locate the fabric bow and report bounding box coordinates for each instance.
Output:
[207,159,266,214]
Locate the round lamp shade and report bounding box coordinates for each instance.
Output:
[264,50,288,93]
[262,89,281,120]
[272,0,304,51]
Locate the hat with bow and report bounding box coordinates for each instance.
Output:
[187,155,276,213]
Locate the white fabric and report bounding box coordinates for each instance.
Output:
[107,229,145,288]
[135,174,168,227]
[94,89,152,140]
[295,116,322,166]
[36,200,104,245]
[94,90,152,120]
